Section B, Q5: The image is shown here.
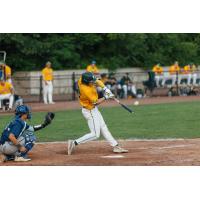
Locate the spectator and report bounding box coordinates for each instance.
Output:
[0,61,12,83]
[152,63,163,87]
[86,60,100,76]
[0,80,14,111]
[162,61,180,86]
[191,63,197,85]
[180,64,192,85]
[41,61,55,104]
[97,73,108,98]
[105,72,118,96]
[118,73,137,99]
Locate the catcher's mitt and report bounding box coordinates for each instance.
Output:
[44,112,55,126]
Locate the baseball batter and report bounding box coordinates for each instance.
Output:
[68,72,128,155]
[0,105,55,162]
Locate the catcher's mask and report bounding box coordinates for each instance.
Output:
[81,72,96,85]
[15,105,32,119]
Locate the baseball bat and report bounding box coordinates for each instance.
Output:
[114,98,134,113]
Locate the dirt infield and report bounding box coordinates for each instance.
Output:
[1,96,200,166]
[1,139,200,166]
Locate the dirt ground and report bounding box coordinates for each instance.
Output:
[1,95,200,166]
[2,139,200,166]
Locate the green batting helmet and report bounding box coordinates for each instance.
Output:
[82,72,96,84]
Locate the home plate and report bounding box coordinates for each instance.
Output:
[101,155,125,158]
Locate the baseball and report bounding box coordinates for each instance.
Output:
[134,101,139,106]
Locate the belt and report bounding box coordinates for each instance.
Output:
[82,106,95,110]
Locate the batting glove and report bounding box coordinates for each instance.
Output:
[104,92,115,100]
[103,87,112,96]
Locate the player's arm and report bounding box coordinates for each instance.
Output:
[94,97,106,106]
[10,85,14,94]
[33,112,55,132]
[8,133,27,152]
[94,93,115,106]
[95,79,113,96]
[41,70,48,85]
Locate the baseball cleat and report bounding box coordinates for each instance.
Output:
[0,153,7,163]
[68,140,75,155]
[113,146,128,153]
[14,156,31,162]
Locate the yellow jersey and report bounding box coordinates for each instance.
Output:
[78,78,105,110]
[5,65,11,78]
[100,77,108,84]
[169,65,180,75]
[0,82,13,95]
[191,64,197,73]
[152,65,163,75]
[42,67,53,81]
[183,65,191,74]
[86,65,100,74]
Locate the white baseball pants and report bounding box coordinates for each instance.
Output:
[76,107,118,147]
[43,81,53,104]
[0,94,14,109]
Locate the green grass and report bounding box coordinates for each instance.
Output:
[1,101,200,142]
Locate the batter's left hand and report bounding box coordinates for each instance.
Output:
[103,87,112,95]
[104,92,115,100]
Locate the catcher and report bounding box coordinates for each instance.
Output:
[68,72,128,155]
[0,104,55,162]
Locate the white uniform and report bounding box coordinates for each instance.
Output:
[0,82,14,109]
[43,81,53,104]
[41,66,54,104]
[76,107,118,146]
[0,94,14,109]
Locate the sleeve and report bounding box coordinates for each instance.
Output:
[95,79,105,88]
[86,65,91,72]
[94,66,99,73]
[9,122,23,138]
[8,83,13,90]
[41,69,45,76]
[6,66,11,75]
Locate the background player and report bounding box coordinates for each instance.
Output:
[0,105,55,162]
[86,60,100,76]
[41,61,55,104]
[0,61,12,83]
[0,79,14,111]
[68,72,128,155]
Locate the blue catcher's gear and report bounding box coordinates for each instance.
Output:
[15,105,32,119]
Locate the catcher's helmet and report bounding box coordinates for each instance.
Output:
[15,105,32,119]
[81,72,96,84]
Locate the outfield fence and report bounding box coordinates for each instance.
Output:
[12,70,200,103]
